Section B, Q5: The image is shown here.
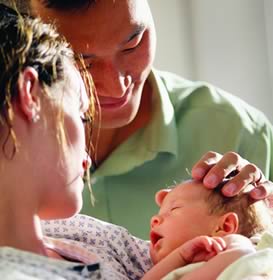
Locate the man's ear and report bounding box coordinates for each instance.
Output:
[155,189,171,206]
[17,67,41,122]
[213,212,239,236]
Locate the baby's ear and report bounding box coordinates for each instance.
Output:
[17,67,41,122]
[155,189,170,206]
[213,212,239,236]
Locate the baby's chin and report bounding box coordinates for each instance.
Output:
[149,243,157,264]
[149,244,165,265]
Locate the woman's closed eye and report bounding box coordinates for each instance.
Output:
[80,114,92,124]
[79,94,92,125]
[84,62,93,70]
[82,56,95,70]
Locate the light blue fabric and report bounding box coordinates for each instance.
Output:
[0,214,152,280]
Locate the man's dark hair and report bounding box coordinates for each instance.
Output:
[42,0,95,10]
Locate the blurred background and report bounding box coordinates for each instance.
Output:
[149,0,273,122]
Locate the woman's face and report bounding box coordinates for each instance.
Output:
[37,62,91,220]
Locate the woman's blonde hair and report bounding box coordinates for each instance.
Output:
[0,4,95,201]
[0,3,94,156]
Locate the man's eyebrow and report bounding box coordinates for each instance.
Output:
[78,25,145,57]
[123,24,145,44]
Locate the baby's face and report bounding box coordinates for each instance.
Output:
[149,181,219,264]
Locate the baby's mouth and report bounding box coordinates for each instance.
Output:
[150,231,163,247]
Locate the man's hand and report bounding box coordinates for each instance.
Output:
[191,151,273,201]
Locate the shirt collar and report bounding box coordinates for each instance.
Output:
[94,68,178,177]
[145,68,178,156]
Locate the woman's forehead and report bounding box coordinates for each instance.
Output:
[62,63,85,97]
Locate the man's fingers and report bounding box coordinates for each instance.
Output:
[193,151,246,189]
[191,151,223,180]
[192,151,271,202]
[221,163,262,196]
[250,181,273,203]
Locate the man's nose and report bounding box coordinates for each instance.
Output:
[92,60,132,98]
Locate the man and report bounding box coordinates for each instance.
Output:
[7,0,273,238]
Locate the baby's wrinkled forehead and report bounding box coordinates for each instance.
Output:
[166,180,210,202]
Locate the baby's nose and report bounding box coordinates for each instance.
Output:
[150,214,163,228]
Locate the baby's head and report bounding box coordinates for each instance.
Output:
[149,179,272,264]
[204,179,272,238]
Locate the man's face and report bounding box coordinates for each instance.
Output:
[149,181,220,264]
[31,0,156,129]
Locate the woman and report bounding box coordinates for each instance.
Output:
[0,4,152,279]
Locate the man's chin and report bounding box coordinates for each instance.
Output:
[98,121,128,130]
[96,111,137,130]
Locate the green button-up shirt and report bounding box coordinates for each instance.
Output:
[81,69,273,239]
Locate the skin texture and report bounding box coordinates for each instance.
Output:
[31,0,156,163]
[142,183,256,280]
[36,63,91,219]
[191,151,273,201]
[149,182,222,264]
[29,0,273,196]
[0,62,90,255]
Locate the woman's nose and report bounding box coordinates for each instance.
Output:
[150,214,163,228]
[82,151,92,171]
